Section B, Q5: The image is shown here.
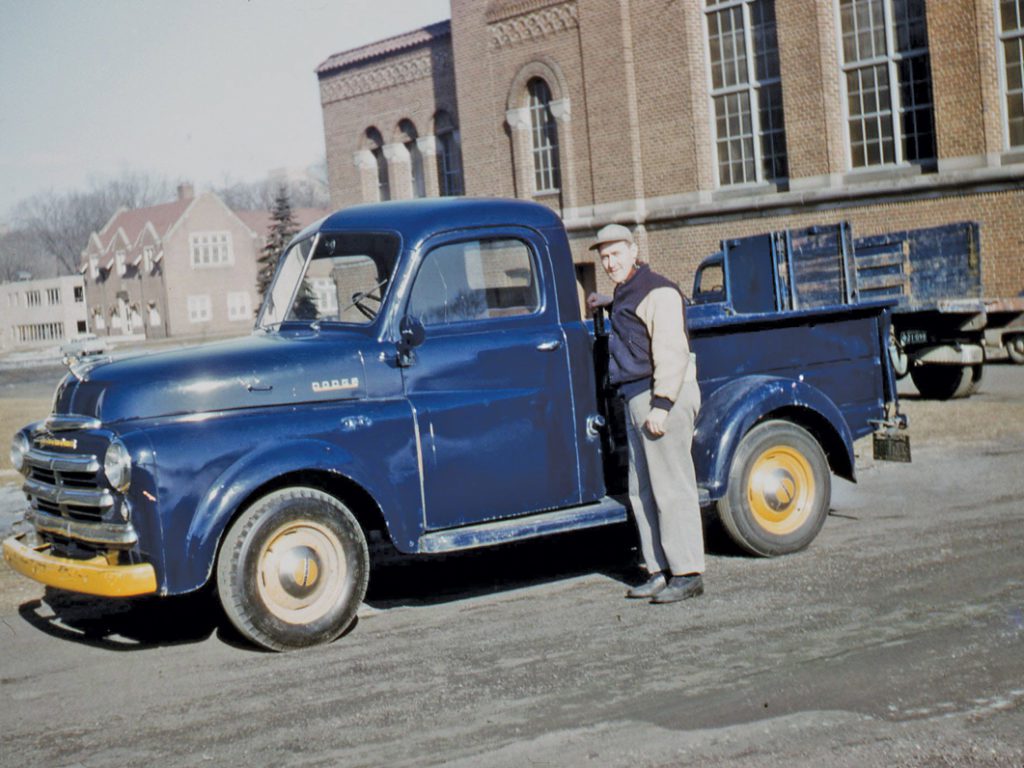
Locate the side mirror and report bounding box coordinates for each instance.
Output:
[396,315,425,367]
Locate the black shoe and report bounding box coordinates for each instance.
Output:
[626,572,667,599]
[651,574,704,604]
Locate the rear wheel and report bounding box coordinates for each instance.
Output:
[716,421,831,557]
[1006,335,1024,365]
[216,487,369,651]
[909,363,981,399]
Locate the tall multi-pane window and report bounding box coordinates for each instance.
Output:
[527,78,561,194]
[999,0,1024,147]
[436,111,464,197]
[705,0,789,186]
[838,0,935,167]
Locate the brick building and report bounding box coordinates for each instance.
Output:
[80,184,327,341]
[318,0,1024,297]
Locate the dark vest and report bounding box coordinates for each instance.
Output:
[608,264,685,401]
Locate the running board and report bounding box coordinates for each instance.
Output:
[417,497,628,554]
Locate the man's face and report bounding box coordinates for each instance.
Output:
[598,240,639,285]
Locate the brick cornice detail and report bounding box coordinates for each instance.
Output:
[489,1,578,49]
[320,49,452,104]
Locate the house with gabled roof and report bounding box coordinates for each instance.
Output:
[80,183,328,340]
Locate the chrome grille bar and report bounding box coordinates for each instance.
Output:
[28,509,138,547]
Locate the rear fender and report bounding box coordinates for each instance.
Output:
[695,376,855,500]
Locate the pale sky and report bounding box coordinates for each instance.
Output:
[0,0,451,223]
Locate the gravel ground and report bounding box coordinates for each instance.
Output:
[0,362,1021,767]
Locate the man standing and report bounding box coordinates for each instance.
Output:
[589,224,705,603]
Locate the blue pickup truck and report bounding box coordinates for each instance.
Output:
[4,198,906,650]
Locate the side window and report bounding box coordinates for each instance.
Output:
[693,260,726,304]
[408,238,541,326]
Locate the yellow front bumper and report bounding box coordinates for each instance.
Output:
[2,533,157,597]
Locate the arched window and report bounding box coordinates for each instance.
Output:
[435,111,464,196]
[399,120,426,198]
[528,78,560,193]
[366,127,390,201]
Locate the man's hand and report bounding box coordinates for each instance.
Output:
[644,407,669,437]
[587,291,613,310]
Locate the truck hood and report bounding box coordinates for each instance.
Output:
[54,332,372,424]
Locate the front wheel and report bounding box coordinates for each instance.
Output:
[216,487,369,651]
[716,421,831,557]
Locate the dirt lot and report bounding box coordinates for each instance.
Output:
[0,363,1022,767]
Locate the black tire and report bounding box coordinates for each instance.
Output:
[1006,335,1024,365]
[909,364,979,400]
[216,487,369,651]
[716,421,831,557]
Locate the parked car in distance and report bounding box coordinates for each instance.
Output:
[60,333,106,358]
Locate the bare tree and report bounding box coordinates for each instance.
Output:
[0,228,49,281]
[215,166,330,211]
[11,171,174,276]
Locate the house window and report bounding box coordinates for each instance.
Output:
[187,294,212,323]
[25,290,41,307]
[74,286,84,302]
[528,78,561,194]
[226,291,252,321]
[143,246,154,272]
[705,0,789,185]
[310,277,339,315]
[46,287,61,304]
[115,249,126,276]
[16,322,64,342]
[999,0,1024,146]
[89,256,99,280]
[189,232,234,268]
[838,0,935,167]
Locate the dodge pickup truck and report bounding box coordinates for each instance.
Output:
[4,198,907,650]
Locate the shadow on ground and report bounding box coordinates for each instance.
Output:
[13,513,741,650]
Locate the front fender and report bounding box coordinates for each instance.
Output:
[146,400,421,594]
[695,376,855,500]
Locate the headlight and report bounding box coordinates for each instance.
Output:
[104,439,132,492]
[10,433,29,473]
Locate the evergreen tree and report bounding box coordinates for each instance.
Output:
[256,186,299,301]
[256,186,318,319]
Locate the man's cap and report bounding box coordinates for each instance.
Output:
[589,223,634,251]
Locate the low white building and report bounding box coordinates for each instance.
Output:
[0,275,89,353]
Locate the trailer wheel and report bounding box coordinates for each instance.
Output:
[717,421,831,557]
[888,330,909,379]
[1006,335,1024,365]
[909,364,980,399]
[216,487,369,652]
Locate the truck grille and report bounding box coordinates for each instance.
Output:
[21,446,136,553]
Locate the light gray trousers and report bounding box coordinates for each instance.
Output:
[625,383,705,576]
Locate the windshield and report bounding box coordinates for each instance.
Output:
[257,232,401,328]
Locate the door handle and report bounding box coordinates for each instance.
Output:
[536,339,562,351]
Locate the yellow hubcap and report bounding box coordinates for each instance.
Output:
[257,521,347,625]
[747,444,815,535]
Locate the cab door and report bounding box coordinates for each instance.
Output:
[400,229,582,531]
